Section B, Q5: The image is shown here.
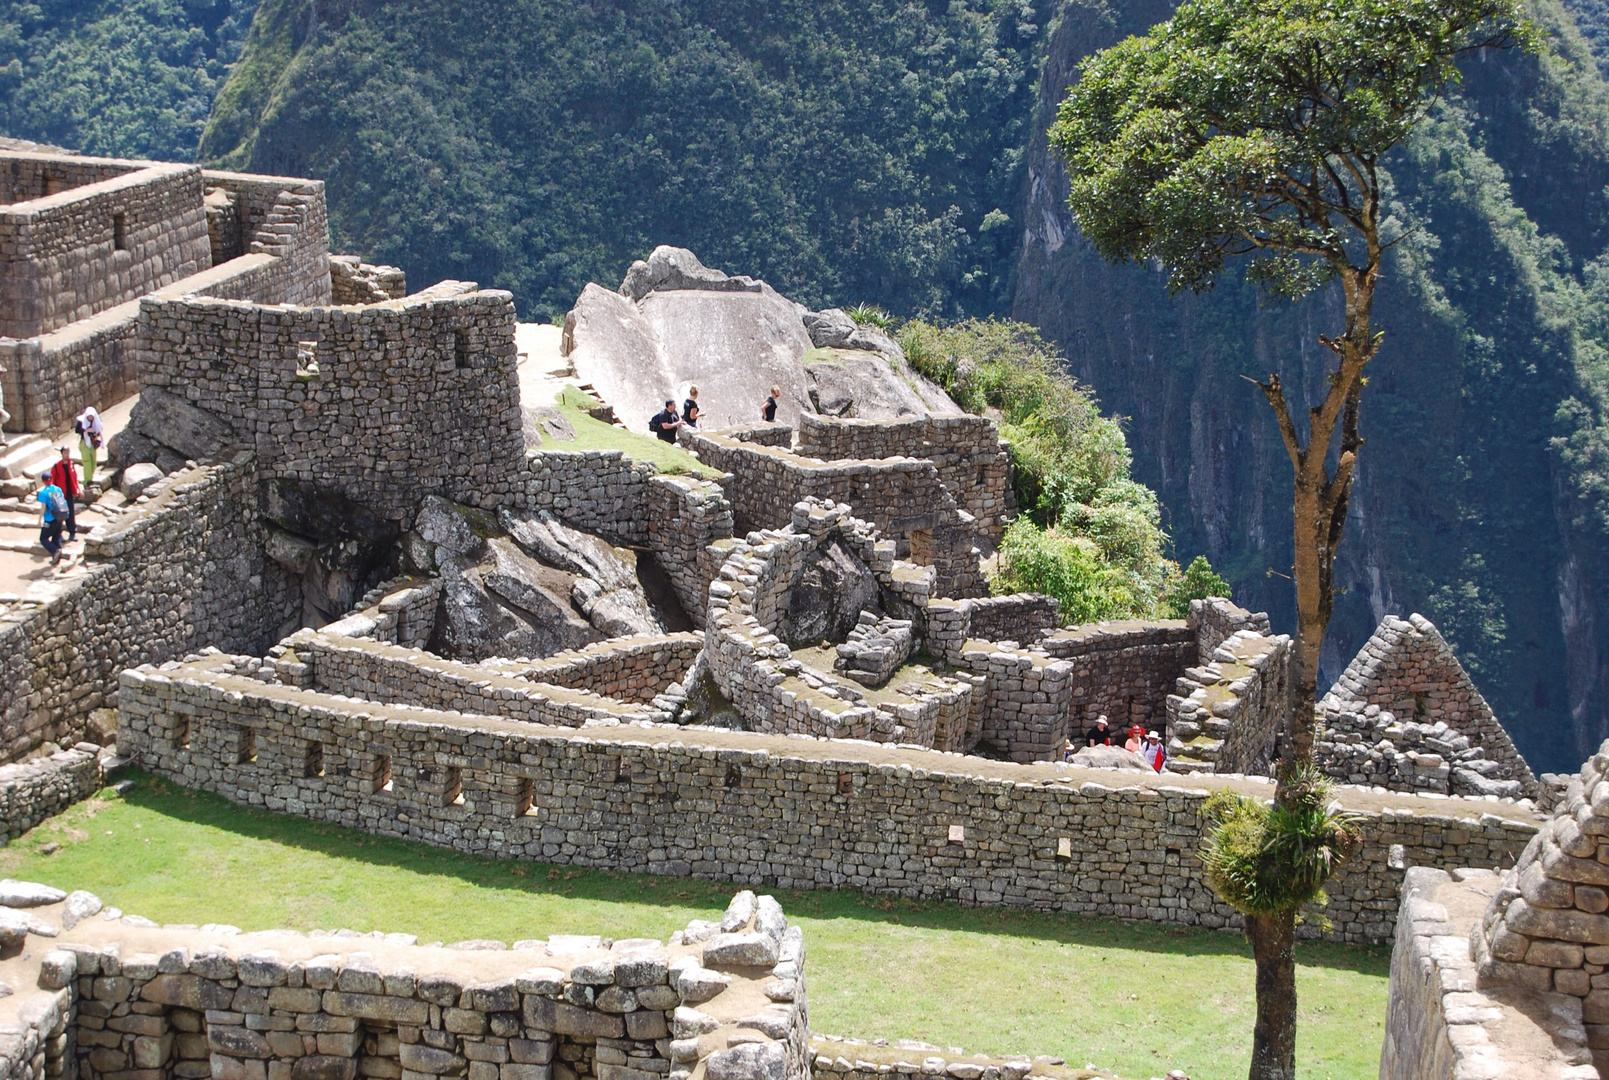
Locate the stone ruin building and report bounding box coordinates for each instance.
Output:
[0,148,1574,1080]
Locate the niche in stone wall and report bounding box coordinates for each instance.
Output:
[454,329,473,369]
[907,528,933,566]
[373,753,393,793]
[295,340,320,378]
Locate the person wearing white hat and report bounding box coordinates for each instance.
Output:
[1143,730,1167,772]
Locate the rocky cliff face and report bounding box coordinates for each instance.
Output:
[1013,0,1609,772]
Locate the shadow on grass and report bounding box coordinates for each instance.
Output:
[118,772,1389,977]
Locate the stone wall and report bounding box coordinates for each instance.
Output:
[1189,597,1271,665]
[1322,614,1535,792]
[131,291,523,521]
[1040,621,1196,736]
[0,157,212,338]
[524,451,658,546]
[509,634,704,705]
[1165,629,1291,776]
[1379,866,1597,1080]
[0,452,299,763]
[792,414,1013,538]
[321,578,441,649]
[282,631,669,726]
[0,742,103,843]
[701,501,975,750]
[644,475,735,628]
[199,170,332,306]
[0,151,141,204]
[0,885,809,1080]
[118,653,1541,946]
[681,431,984,599]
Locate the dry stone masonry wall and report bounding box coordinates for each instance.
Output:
[792,414,1013,539]
[1165,612,1291,777]
[116,648,1539,946]
[1379,866,1596,1080]
[0,742,105,843]
[0,885,809,1080]
[0,452,297,762]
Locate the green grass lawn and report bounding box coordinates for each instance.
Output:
[554,387,722,479]
[1,776,1387,1080]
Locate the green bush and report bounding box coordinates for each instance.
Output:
[901,317,1230,621]
[1199,770,1363,916]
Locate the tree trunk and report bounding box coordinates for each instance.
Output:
[1245,910,1298,1080]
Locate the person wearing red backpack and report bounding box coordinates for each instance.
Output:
[48,447,78,541]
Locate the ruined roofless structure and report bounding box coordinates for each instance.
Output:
[0,146,1568,1080]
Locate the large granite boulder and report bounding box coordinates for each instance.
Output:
[777,537,881,647]
[126,386,238,461]
[565,248,962,433]
[805,349,945,420]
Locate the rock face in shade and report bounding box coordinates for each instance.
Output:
[409,497,665,661]
[565,247,959,435]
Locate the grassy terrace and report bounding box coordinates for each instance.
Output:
[2,776,1388,1080]
[552,387,722,479]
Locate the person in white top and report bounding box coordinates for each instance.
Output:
[75,407,104,485]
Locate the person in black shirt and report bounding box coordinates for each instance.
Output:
[684,385,700,421]
[684,402,700,429]
[761,384,780,422]
[649,400,683,443]
[1084,714,1111,747]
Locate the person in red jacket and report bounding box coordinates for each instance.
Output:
[48,447,79,541]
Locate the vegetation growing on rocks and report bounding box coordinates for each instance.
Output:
[902,316,1225,620]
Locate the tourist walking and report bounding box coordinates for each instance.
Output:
[1143,730,1167,772]
[761,385,780,422]
[75,406,103,485]
[1084,714,1111,747]
[649,399,683,443]
[49,447,78,541]
[36,471,66,565]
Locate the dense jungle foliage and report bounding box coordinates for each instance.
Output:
[0,0,256,159]
[901,317,1229,620]
[189,0,1053,320]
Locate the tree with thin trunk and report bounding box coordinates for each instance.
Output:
[1048,1,1535,1077]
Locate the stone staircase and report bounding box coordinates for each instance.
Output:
[0,433,61,488]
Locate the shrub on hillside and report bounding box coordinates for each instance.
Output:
[901,317,1229,620]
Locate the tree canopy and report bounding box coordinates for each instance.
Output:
[1050,0,1537,298]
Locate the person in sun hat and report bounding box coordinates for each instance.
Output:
[1143,730,1167,772]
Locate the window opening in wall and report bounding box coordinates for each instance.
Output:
[454,330,472,369]
[374,754,392,793]
[305,740,324,779]
[1413,691,1428,718]
[837,772,854,796]
[445,766,464,806]
[112,212,127,251]
[173,717,191,750]
[615,757,632,783]
[725,765,742,788]
[517,777,537,818]
[295,341,320,379]
[237,727,256,765]
[42,174,62,196]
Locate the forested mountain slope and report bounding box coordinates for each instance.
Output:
[7,0,1609,769]
[0,0,256,160]
[196,0,1051,319]
[1016,0,1609,770]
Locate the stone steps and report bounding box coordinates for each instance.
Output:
[0,433,56,481]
